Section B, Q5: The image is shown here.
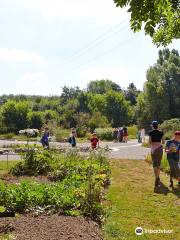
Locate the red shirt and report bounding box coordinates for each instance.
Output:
[91,137,99,149]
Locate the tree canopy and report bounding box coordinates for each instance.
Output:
[114,0,180,46]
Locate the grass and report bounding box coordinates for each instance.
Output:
[103,160,180,240]
[146,151,170,172]
[0,160,20,176]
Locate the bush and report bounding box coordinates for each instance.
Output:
[11,145,53,176]
[2,133,14,139]
[76,126,87,138]
[127,125,138,139]
[95,128,113,141]
[160,118,180,139]
[54,128,70,142]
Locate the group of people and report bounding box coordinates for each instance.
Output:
[41,127,100,150]
[112,127,128,143]
[149,121,180,188]
[40,123,180,188]
[68,128,99,150]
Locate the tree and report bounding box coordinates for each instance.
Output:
[125,83,140,105]
[28,111,44,129]
[1,101,29,132]
[87,79,121,94]
[136,48,180,128]
[114,0,180,46]
[104,91,130,127]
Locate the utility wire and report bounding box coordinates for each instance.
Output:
[59,19,128,64]
[68,35,138,72]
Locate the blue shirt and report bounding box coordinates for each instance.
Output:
[166,140,180,161]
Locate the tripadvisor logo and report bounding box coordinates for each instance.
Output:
[135,227,143,236]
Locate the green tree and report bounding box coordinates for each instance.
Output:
[89,112,110,132]
[104,91,130,127]
[125,83,140,105]
[136,48,180,128]
[87,79,121,94]
[28,111,44,129]
[1,101,29,132]
[114,0,180,46]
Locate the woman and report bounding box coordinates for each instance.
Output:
[41,127,50,149]
[148,121,164,187]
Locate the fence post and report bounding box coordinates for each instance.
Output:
[6,152,9,170]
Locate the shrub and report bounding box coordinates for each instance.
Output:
[95,128,113,141]
[3,133,14,139]
[11,145,53,176]
[127,125,138,139]
[76,126,87,138]
[160,118,180,139]
[54,128,70,142]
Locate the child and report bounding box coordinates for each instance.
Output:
[90,132,99,150]
[68,128,77,147]
[165,131,180,188]
[41,127,50,149]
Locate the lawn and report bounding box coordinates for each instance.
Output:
[103,160,180,240]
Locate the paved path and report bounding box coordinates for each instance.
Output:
[0,140,150,161]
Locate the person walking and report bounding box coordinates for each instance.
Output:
[112,128,118,142]
[123,126,128,143]
[140,128,145,143]
[148,121,164,187]
[90,132,99,150]
[165,131,180,188]
[68,128,77,148]
[41,127,50,149]
[118,127,123,142]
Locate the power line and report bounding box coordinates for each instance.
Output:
[68,35,138,72]
[59,19,128,64]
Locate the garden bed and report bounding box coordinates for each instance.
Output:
[0,214,102,240]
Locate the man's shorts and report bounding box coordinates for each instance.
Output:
[167,157,180,178]
[151,148,163,168]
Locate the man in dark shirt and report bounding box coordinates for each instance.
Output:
[148,121,164,187]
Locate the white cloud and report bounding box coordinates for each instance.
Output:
[0,48,47,65]
[14,0,129,24]
[15,72,59,95]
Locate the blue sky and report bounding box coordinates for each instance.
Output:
[0,0,179,95]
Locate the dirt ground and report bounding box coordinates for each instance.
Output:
[0,214,103,240]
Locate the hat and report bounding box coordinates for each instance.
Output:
[175,131,180,136]
[151,121,158,128]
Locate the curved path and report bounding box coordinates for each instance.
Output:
[0,139,150,161]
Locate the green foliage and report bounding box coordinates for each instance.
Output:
[54,128,70,142]
[103,91,130,127]
[160,118,180,139]
[114,0,180,46]
[95,128,114,141]
[87,79,121,94]
[136,49,180,129]
[1,100,29,133]
[0,149,110,222]
[89,112,110,132]
[127,125,138,139]
[28,111,44,129]
[11,146,53,176]
[76,126,87,138]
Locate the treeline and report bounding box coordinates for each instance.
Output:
[0,48,179,134]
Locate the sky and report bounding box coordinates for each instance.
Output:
[0,0,179,95]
